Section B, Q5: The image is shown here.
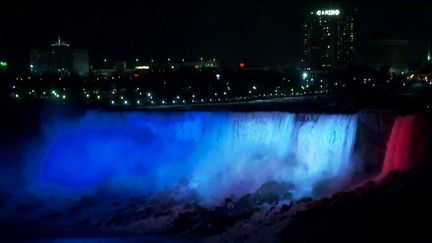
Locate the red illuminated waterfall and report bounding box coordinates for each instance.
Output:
[379,115,427,179]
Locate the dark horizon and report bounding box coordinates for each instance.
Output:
[1,0,432,67]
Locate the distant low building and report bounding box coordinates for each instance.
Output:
[137,58,219,71]
[91,68,117,78]
[90,58,220,78]
[91,60,135,78]
[363,39,408,75]
[30,37,90,77]
[180,59,219,70]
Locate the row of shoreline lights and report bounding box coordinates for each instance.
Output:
[105,58,217,63]
[12,88,319,102]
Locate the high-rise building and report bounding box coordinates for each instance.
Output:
[30,37,89,76]
[303,9,356,70]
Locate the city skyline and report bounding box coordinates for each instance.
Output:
[1,0,432,67]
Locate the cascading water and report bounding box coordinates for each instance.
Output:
[378,115,428,179]
[25,111,358,202]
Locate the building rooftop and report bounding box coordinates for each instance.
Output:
[51,36,70,47]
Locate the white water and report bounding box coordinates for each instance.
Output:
[28,111,358,202]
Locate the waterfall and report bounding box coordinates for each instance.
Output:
[28,111,359,201]
[379,115,427,179]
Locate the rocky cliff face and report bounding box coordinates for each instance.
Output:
[353,110,398,176]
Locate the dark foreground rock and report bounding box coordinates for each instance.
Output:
[280,166,432,243]
[1,167,431,243]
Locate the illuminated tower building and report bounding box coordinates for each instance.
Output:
[30,37,89,77]
[303,9,356,70]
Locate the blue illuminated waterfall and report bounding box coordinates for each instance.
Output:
[27,111,358,201]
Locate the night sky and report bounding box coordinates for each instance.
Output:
[1,0,431,67]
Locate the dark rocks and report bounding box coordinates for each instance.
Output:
[280,204,292,214]
[182,202,195,211]
[105,213,125,226]
[234,194,256,216]
[253,180,294,204]
[15,199,44,214]
[39,209,62,221]
[281,165,432,242]
[0,191,11,207]
[296,197,313,204]
[94,218,104,228]
[170,193,261,237]
[69,196,96,215]
[380,170,403,190]
[224,197,234,210]
[77,217,91,226]
[170,206,207,234]
[168,180,296,237]
[105,206,155,226]
[153,209,174,217]
[237,233,250,240]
